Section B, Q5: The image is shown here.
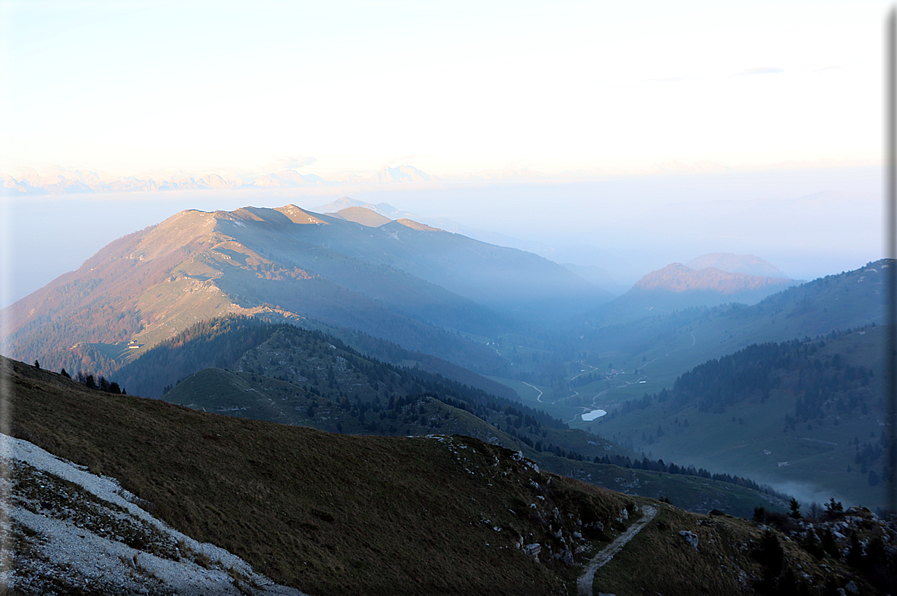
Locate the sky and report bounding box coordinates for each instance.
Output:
[0,0,884,178]
[0,0,891,306]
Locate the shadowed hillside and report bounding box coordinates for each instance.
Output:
[6,356,893,595]
[593,325,888,509]
[107,316,796,517]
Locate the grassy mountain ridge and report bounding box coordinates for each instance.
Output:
[207,204,607,325]
[3,205,528,378]
[7,355,595,594]
[6,356,892,595]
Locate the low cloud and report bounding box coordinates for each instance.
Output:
[267,156,317,171]
[386,154,418,166]
[732,67,784,77]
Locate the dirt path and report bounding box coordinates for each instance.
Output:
[576,505,658,596]
[522,381,544,403]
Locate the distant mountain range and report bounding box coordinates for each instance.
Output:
[685,253,790,278]
[576,260,885,385]
[0,204,610,378]
[583,259,799,325]
[0,165,434,195]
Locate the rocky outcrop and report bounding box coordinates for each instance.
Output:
[679,530,699,550]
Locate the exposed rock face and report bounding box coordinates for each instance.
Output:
[524,543,542,560]
[559,549,575,567]
[4,434,305,596]
[679,530,699,550]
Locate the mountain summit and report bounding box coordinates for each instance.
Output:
[2,204,607,377]
[583,261,799,325]
[685,253,791,278]
[631,263,794,295]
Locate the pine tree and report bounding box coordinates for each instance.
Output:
[789,498,801,519]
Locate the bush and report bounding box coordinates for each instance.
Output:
[753,531,785,576]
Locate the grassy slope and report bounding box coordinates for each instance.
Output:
[590,326,887,509]
[543,459,788,519]
[7,357,624,595]
[164,365,789,518]
[591,505,836,596]
[6,357,883,595]
[154,315,796,518]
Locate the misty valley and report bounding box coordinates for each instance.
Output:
[2,200,893,595]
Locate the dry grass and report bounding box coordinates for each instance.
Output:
[591,505,874,595]
[5,358,630,595]
[6,357,884,595]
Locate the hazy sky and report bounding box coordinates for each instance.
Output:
[0,0,885,178]
[0,1,889,307]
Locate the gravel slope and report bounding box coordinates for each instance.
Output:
[2,433,306,595]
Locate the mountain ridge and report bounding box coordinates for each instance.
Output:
[685,252,790,278]
[1,165,436,195]
[584,261,799,326]
[1,205,510,376]
[1,203,609,379]
[631,263,795,294]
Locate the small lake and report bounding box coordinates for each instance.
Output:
[582,409,607,421]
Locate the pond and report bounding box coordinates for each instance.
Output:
[581,409,606,421]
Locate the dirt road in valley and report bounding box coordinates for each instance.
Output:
[576,505,658,596]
